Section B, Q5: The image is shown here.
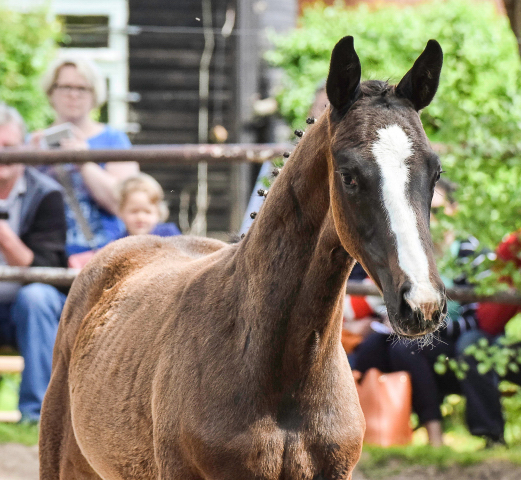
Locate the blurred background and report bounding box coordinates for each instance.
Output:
[2,0,521,472]
[1,0,520,258]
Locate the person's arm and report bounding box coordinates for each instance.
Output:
[80,161,139,215]
[0,221,34,266]
[21,190,68,268]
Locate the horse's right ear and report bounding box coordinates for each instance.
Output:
[326,36,361,119]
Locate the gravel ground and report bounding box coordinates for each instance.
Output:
[0,444,520,480]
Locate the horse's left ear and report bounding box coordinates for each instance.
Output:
[396,40,443,111]
[326,36,361,118]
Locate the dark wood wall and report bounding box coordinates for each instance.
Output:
[128,0,243,238]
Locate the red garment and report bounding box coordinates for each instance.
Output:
[350,295,375,319]
[477,230,521,336]
[496,230,521,266]
[476,303,520,336]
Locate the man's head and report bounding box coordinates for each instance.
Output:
[0,103,25,184]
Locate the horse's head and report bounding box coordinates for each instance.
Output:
[326,36,446,337]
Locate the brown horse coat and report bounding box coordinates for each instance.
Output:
[40,36,446,480]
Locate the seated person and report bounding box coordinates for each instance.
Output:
[341,274,387,353]
[118,173,181,237]
[0,104,67,422]
[68,173,180,269]
[456,228,521,445]
[33,56,138,255]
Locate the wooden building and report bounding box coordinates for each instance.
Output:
[127,0,296,238]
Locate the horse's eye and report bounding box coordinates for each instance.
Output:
[436,169,445,183]
[341,173,357,188]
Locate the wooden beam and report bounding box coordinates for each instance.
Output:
[0,410,22,423]
[0,266,79,287]
[0,355,24,373]
[0,265,519,305]
[0,144,290,165]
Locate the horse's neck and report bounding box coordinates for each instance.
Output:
[236,117,354,383]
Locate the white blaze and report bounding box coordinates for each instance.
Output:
[371,124,439,313]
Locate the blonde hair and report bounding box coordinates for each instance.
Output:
[118,173,169,222]
[41,57,107,107]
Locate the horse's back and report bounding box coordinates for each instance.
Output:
[69,235,225,327]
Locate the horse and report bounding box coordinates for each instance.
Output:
[40,36,446,480]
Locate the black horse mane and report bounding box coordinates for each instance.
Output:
[359,80,392,97]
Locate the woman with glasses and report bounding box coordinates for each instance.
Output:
[33,57,139,255]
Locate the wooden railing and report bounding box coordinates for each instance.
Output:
[0,143,290,165]
[0,266,519,305]
[0,143,520,422]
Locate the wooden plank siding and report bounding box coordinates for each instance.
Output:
[128,0,242,238]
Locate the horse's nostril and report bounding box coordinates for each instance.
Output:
[431,300,447,325]
[398,281,412,316]
[441,299,448,315]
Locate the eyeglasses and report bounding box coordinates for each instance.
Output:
[53,84,93,96]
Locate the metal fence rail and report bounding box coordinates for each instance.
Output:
[1,266,520,305]
[0,144,290,165]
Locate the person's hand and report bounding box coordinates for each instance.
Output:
[30,130,45,149]
[59,137,89,150]
[59,124,88,150]
[0,218,35,266]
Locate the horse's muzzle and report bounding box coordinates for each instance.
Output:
[392,282,447,337]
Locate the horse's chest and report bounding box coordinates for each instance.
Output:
[192,414,364,480]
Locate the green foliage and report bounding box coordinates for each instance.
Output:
[502,385,521,445]
[0,4,62,130]
[267,0,521,290]
[435,329,521,446]
[0,373,20,412]
[435,316,521,381]
[0,422,39,446]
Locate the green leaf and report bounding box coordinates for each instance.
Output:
[0,6,61,130]
[477,362,491,375]
[434,362,447,375]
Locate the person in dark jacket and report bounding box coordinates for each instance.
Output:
[0,104,67,422]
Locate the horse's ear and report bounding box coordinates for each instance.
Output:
[326,36,361,118]
[396,40,443,111]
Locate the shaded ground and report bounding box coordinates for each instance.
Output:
[1,444,521,480]
[0,444,38,480]
[355,460,521,480]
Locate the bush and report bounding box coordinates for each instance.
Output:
[0,6,61,130]
[267,0,521,290]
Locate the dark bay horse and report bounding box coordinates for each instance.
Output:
[40,36,446,480]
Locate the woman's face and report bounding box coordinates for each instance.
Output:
[49,65,95,123]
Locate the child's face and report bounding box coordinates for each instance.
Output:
[120,191,161,236]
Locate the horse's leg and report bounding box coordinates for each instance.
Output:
[154,441,203,480]
[152,421,201,480]
[39,355,101,480]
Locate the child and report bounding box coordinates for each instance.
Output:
[67,173,180,269]
[118,173,181,237]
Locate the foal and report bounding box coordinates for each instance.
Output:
[40,36,446,480]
